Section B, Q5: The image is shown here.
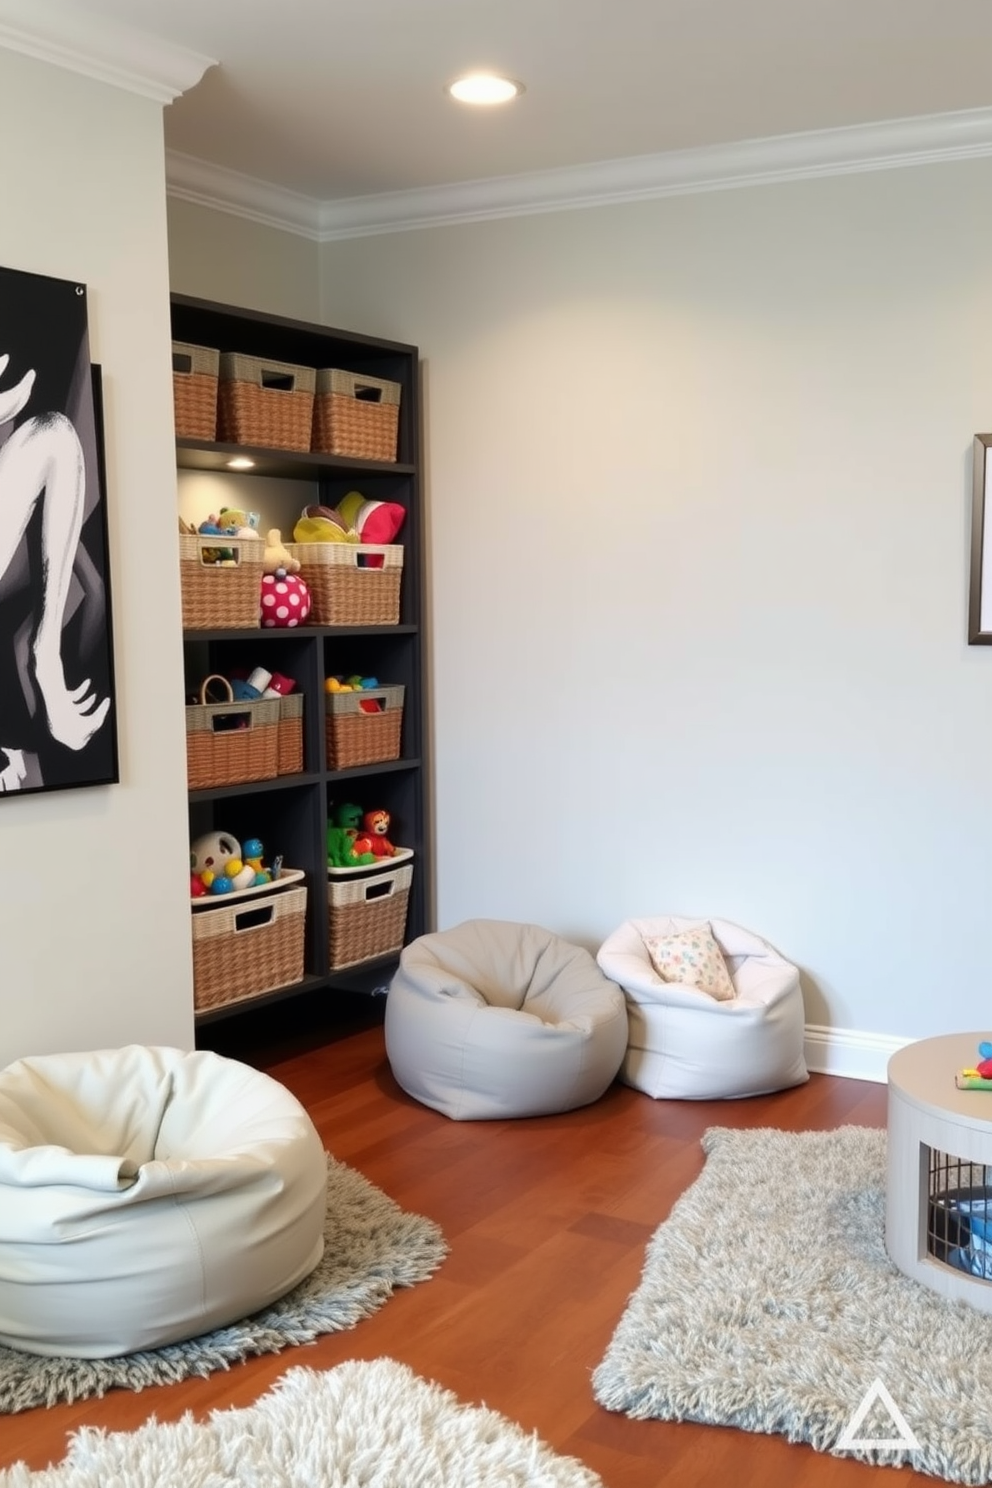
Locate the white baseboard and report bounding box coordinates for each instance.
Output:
[803,1024,914,1084]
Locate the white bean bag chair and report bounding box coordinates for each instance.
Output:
[596,916,808,1100]
[0,1044,327,1358]
[384,919,629,1120]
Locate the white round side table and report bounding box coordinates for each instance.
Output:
[887,1032,992,1314]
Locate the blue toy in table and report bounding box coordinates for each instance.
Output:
[954,1039,992,1090]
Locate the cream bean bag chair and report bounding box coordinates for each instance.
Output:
[384,919,629,1120]
[0,1044,327,1358]
[596,916,808,1100]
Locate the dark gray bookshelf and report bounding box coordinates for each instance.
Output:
[173,294,431,1034]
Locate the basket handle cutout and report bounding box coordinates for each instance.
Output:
[197,539,243,569]
[260,369,297,392]
[363,878,396,902]
[358,697,384,715]
[232,903,276,932]
[173,351,193,374]
[210,709,253,734]
[354,382,383,403]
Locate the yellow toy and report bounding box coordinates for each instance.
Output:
[263,528,301,575]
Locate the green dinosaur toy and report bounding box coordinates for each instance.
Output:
[326,801,376,868]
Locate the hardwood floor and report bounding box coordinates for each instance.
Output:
[1,1003,925,1484]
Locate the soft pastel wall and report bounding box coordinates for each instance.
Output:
[168,198,319,321]
[0,47,193,1064]
[306,159,992,1065]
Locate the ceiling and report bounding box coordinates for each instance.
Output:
[14,0,992,226]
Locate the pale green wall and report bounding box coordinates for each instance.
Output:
[167,198,319,320]
[316,163,992,1047]
[0,47,193,1063]
[166,162,992,1052]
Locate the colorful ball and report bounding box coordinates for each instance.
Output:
[260,573,312,629]
[210,875,233,894]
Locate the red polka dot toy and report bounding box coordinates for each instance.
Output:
[260,572,311,627]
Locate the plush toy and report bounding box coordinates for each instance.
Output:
[326,801,376,868]
[293,506,355,544]
[362,808,397,857]
[336,491,405,547]
[263,528,301,575]
[293,494,405,558]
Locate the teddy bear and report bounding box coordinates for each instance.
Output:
[362,808,397,857]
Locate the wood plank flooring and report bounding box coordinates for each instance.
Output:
[0,1003,929,1485]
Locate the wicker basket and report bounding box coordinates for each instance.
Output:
[326,684,404,770]
[186,674,280,790]
[217,353,316,451]
[173,341,219,440]
[289,543,403,626]
[277,692,304,775]
[180,532,264,631]
[311,368,401,462]
[192,881,307,1013]
[327,860,413,970]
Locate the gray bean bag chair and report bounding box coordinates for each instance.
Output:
[0,1045,327,1358]
[384,919,629,1120]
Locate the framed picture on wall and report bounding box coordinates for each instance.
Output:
[0,264,118,795]
[970,434,992,644]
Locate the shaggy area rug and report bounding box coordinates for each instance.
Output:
[0,1358,603,1487]
[593,1125,992,1485]
[0,1156,447,1416]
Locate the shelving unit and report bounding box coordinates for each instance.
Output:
[171,294,430,1031]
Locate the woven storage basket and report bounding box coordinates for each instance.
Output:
[326,684,404,770]
[277,692,305,775]
[217,353,316,452]
[186,675,280,790]
[192,882,307,1013]
[172,341,219,440]
[289,542,403,626]
[327,860,413,970]
[311,368,401,462]
[180,532,264,631]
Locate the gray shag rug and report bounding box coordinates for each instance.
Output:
[0,1357,603,1487]
[593,1124,992,1485]
[0,1155,447,1416]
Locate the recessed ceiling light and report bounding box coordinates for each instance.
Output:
[226,457,255,470]
[446,74,524,106]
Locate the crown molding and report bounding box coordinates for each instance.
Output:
[166,103,992,243]
[166,150,324,238]
[0,0,214,102]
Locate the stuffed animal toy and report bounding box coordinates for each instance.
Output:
[326,801,376,868]
[263,528,301,575]
[293,493,405,560]
[362,808,397,857]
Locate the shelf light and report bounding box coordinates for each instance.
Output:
[446,73,524,105]
[226,457,255,470]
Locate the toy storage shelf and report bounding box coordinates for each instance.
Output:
[173,293,431,1034]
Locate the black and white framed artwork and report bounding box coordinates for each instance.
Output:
[0,265,118,795]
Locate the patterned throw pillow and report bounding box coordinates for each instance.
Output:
[642,925,736,1001]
